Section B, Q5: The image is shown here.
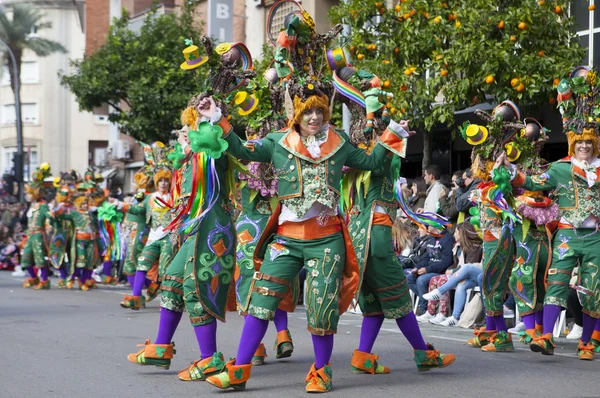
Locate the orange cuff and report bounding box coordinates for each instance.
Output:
[512,171,526,187]
[379,129,407,158]
[218,117,233,137]
[121,203,130,212]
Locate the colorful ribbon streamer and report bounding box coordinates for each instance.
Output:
[332,70,366,108]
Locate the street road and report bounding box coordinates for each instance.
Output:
[2,273,598,398]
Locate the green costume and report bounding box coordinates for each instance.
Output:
[22,202,51,269]
[57,209,99,270]
[508,221,550,316]
[222,120,406,334]
[48,217,74,270]
[346,155,412,319]
[160,152,236,326]
[125,192,175,280]
[514,157,600,316]
[122,195,149,276]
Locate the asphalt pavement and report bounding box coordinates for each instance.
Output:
[1,272,598,398]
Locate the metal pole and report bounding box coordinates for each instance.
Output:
[0,38,22,202]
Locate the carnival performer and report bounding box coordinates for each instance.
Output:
[119,166,153,308]
[462,102,520,352]
[21,163,53,290]
[126,103,237,381]
[505,118,557,344]
[199,80,410,393]
[54,184,100,291]
[112,142,175,311]
[499,66,600,360]
[48,172,77,288]
[342,120,455,374]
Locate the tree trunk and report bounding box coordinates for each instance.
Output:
[422,130,432,171]
[7,48,23,198]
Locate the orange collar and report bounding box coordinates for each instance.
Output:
[280,128,343,163]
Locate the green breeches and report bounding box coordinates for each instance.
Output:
[482,225,515,316]
[76,239,96,270]
[546,228,600,318]
[137,235,176,281]
[358,225,412,319]
[248,232,346,336]
[22,233,47,268]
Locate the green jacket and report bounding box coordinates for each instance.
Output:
[514,156,600,227]
[125,192,172,230]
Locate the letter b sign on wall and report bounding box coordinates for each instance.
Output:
[209,0,233,43]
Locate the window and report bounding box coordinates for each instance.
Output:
[1,61,40,86]
[2,146,38,181]
[1,103,39,125]
[266,1,297,42]
[573,0,600,66]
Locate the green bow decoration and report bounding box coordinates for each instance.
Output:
[469,206,480,228]
[168,143,186,170]
[188,121,229,159]
[98,201,123,223]
[492,166,512,197]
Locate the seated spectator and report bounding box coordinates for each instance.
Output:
[399,227,429,270]
[407,177,427,213]
[454,168,479,218]
[406,225,454,317]
[421,222,483,325]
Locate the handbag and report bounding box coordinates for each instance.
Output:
[458,292,484,329]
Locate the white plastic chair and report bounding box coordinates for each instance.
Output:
[553,310,567,338]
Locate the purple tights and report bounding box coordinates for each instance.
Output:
[40,267,49,282]
[59,266,68,279]
[522,314,535,330]
[542,305,562,335]
[102,260,112,276]
[582,313,596,343]
[235,315,269,365]
[126,275,135,287]
[358,315,385,353]
[312,334,334,368]
[155,308,183,344]
[396,312,428,350]
[27,267,37,278]
[273,308,288,332]
[132,270,147,297]
[535,310,543,327]
[194,320,217,359]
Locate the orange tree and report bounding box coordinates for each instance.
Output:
[329,0,585,168]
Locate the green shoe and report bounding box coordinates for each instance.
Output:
[591,331,600,353]
[305,363,332,393]
[251,343,267,366]
[206,360,252,391]
[274,330,294,359]
[146,282,161,302]
[482,331,514,352]
[127,339,175,369]
[178,352,226,381]
[530,333,555,355]
[414,344,456,372]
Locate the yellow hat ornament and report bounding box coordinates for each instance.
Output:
[505,142,521,161]
[465,124,489,145]
[235,91,259,116]
[180,39,208,70]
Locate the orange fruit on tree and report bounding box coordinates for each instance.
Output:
[403,13,410,19]
[357,53,364,61]
[390,107,397,114]
[401,84,408,91]
[386,101,392,108]
[554,5,562,13]
[441,2,448,7]
[497,20,505,29]
[472,97,480,105]
[383,80,391,88]
[511,77,520,87]
[538,50,545,57]
[383,60,390,65]
[485,75,495,84]
[448,13,455,21]
[516,83,525,92]
[518,22,527,30]
[510,35,517,42]
[410,9,417,16]
[349,45,356,52]
[394,47,399,54]
[404,68,413,76]
[538,0,545,5]
[455,20,461,27]
[375,2,383,7]
[395,4,401,12]
[590,5,596,11]
[553,78,560,86]
[423,12,429,18]
[434,16,442,23]
[549,97,556,105]
[379,7,386,15]
[441,69,448,77]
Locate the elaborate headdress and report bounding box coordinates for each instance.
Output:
[146,141,172,188]
[53,170,79,203]
[556,66,600,157]
[26,162,52,200]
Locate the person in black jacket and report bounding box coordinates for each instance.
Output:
[453,169,479,214]
[406,225,455,315]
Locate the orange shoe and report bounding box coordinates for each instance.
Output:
[127,339,175,369]
[530,333,555,355]
[351,349,389,374]
[23,277,39,288]
[57,279,67,289]
[467,327,497,347]
[414,344,456,371]
[251,343,267,366]
[590,330,600,353]
[518,329,538,345]
[33,280,50,290]
[274,329,294,359]
[305,363,332,393]
[66,278,75,289]
[178,352,226,381]
[206,359,252,391]
[535,324,543,335]
[146,282,161,302]
[102,275,118,285]
[482,331,514,352]
[578,340,595,361]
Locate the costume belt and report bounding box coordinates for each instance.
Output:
[277,216,342,240]
[557,222,596,230]
[76,232,95,240]
[372,213,393,227]
[27,228,44,235]
[482,230,498,242]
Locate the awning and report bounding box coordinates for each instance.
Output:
[101,168,118,179]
